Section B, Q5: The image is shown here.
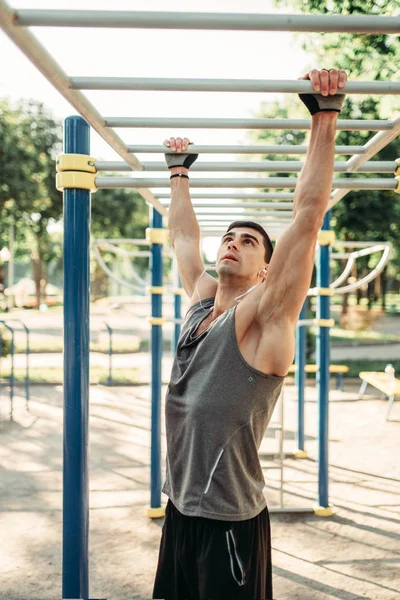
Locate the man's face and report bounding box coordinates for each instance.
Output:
[216,227,266,280]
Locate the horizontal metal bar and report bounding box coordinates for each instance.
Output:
[197,214,293,221]
[334,240,388,248]
[168,202,294,209]
[71,77,400,95]
[95,176,398,190]
[194,209,293,216]
[14,10,400,33]
[104,117,393,131]
[328,113,400,210]
[126,145,365,155]
[0,0,167,217]
[96,160,398,174]
[156,193,295,200]
[200,229,284,239]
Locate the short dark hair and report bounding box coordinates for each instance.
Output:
[226,221,274,263]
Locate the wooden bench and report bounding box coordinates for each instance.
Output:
[289,364,349,390]
[358,371,400,421]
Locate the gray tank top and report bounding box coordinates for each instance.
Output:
[162,297,285,521]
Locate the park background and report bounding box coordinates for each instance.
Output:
[1,1,400,599]
[1,0,399,384]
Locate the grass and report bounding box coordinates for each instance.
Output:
[10,338,172,354]
[1,361,400,385]
[0,366,142,385]
[310,327,400,344]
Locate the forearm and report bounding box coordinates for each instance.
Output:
[293,112,338,223]
[168,166,200,245]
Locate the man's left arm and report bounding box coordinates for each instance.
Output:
[255,69,346,367]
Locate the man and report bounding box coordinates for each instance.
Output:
[153,68,347,600]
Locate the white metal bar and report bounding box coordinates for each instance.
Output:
[0,0,167,218]
[194,210,293,218]
[334,245,392,295]
[156,193,296,200]
[200,229,284,240]
[330,244,389,289]
[95,176,398,190]
[127,144,365,155]
[103,117,393,131]
[14,10,400,33]
[71,77,400,95]
[95,238,150,246]
[96,160,398,174]
[92,245,145,293]
[165,202,294,209]
[334,240,388,248]
[197,215,293,222]
[328,113,400,210]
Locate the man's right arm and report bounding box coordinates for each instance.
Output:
[166,137,218,302]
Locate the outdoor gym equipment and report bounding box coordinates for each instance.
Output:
[1,2,399,598]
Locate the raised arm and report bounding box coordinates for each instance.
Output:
[255,69,346,343]
[165,137,218,303]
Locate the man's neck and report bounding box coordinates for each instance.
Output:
[212,278,256,318]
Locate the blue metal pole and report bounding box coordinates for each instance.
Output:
[295,301,307,454]
[316,211,331,510]
[0,322,15,421]
[9,326,14,421]
[23,323,30,408]
[173,275,182,352]
[103,322,113,386]
[62,116,90,599]
[150,209,163,513]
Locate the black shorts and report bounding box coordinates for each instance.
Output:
[152,499,273,600]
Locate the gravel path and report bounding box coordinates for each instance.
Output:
[1,381,399,599]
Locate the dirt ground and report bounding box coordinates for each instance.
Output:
[0,377,399,600]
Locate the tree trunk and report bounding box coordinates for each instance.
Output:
[340,233,351,319]
[31,256,42,309]
[381,268,387,311]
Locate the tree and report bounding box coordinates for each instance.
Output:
[254,0,400,313]
[0,98,63,307]
[276,0,399,89]
[90,186,149,300]
[1,98,151,306]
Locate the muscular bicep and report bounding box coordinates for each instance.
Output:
[173,236,218,302]
[257,214,320,326]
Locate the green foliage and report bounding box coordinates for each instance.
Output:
[254,0,400,280]
[0,332,11,358]
[0,97,152,301]
[276,0,400,93]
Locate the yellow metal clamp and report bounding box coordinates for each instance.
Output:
[395,158,400,177]
[312,287,334,297]
[146,228,169,245]
[56,153,97,173]
[148,317,166,325]
[395,176,400,194]
[314,504,334,518]
[172,288,185,296]
[146,286,165,295]
[314,318,335,328]
[317,230,336,246]
[294,449,308,459]
[56,171,97,193]
[147,506,165,519]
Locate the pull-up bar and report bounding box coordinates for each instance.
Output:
[127,144,366,155]
[96,160,399,174]
[13,10,400,34]
[156,193,296,201]
[161,202,294,210]
[104,117,394,131]
[96,176,399,191]
[71,78,400,95]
